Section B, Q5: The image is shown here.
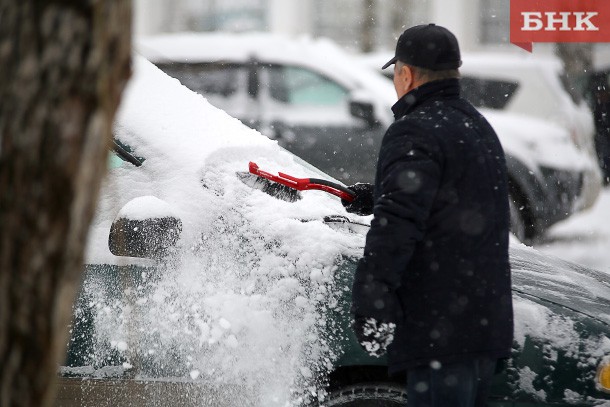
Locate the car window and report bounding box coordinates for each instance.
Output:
[155,62,245,97]
[460,76,519,110]
[266,65,349,106]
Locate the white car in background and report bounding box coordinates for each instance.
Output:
[359,51,603,212]
[460,53,602,210]
[138,33,599,240]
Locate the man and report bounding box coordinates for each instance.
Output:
[343,24,513,406]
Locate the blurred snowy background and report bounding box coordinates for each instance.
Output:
[132,0,610,63]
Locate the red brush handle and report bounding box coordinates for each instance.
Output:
[249,162,354,202]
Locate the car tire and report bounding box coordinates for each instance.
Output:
[509,196,527,242]
[323,383,407,406]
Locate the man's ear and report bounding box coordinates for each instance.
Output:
[396,64,414,96]
[404,65,414,91]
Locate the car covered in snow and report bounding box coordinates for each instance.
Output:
[136,32,598,241]
[57,57,610,407]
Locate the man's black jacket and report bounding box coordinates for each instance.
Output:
[351,78,513,374]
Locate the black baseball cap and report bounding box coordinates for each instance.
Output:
[382,24,462,71]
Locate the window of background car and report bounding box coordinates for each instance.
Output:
[266,65,349,106]
[155,62,250,112]
[460,77,519,110]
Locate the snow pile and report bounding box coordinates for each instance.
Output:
[80,56,364,405]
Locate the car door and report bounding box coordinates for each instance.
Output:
[257,63,382,184]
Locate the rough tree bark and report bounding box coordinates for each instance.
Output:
[0,1,132,406]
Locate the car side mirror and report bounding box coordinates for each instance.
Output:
[108,196,182,260]
[349,100,377,127]
[349,89,381,128]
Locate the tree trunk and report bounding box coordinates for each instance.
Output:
[0,1,132,406]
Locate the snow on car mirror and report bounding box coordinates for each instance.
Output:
[108,196,182,260]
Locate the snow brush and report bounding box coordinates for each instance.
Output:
[237,161,355,203]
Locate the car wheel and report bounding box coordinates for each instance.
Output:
[323,383,407,406]
[509,196,527,242]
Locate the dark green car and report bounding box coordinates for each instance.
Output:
[320,242,610,406]
[57,58,610,407]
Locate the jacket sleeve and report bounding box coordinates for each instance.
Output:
[351,122,443,321]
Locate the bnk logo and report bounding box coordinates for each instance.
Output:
[510,0,610,51]
[521,12,598,31]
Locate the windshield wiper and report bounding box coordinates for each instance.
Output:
[112,140,143,167]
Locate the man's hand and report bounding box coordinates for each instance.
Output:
[342,183,374,216]
[353,316,396,358]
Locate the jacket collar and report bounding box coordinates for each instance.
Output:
[391,78,461,120]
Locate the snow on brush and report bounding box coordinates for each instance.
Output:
[81,56,363,405]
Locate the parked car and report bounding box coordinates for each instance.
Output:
[479,109,592,241]
[57,56,610,407]
[359,51,602,209]
[459,53,602,210]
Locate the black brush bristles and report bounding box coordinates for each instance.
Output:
[236,172,302,202]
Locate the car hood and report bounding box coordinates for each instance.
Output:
[510,243,610,326]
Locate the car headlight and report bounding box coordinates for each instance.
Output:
[597,357,610,393]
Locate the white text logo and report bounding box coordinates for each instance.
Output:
[521,11,599,31]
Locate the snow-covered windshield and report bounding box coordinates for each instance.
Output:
[83,56,366,405]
